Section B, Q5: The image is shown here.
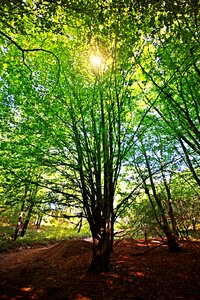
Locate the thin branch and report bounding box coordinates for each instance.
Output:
[0,30,60,84]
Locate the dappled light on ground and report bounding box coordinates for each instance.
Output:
[20,287,33,292]
[0,239,199,299]
[75,294,92,300]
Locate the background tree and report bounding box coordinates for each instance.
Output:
[0,0,199,272]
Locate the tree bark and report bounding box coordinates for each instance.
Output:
[13,199,25,241]
[143,149,180,252]
[88,221,112,273]
[166,231,181,252]
[160,161,178,237]
[13,211,24,241]
[20,203,34,237]
[35,214,43,228]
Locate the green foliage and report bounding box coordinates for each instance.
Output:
[0,0,199,252]
[0,221,90,252]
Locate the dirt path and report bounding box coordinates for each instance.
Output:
[0,239,200,299]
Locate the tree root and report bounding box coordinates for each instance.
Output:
[132,242,166,256]
[132,241,184,256]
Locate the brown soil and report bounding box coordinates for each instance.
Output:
[0,239,200,300]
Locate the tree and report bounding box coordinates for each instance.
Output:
[169,170,200,237]
[28,43,149,271]
[130,117,181,250]
[132,0,200,156]
[0,0,199,272]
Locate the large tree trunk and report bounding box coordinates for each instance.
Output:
[88,237,111,273]
[163,225,180,252]
[88,220,113,273]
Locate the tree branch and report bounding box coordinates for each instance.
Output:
[0,30,60,83]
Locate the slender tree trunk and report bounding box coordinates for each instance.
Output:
[13,211,24,241]
[110,213,115,252]
[192,219,196,232]
[20,203,34,237]
[179,138,200,186]
[143,149,180,252]
[154,198,180,251]
[20,184,38,237]
[35,214,43,228]
[13,200,25,241]
[160,162,178,237]
[144,183,179,250]
[144,228,149,248]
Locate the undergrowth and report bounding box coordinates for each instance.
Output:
[0,224,90,252]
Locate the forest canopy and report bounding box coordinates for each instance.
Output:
[0,0,199,272]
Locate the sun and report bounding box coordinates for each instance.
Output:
[90,55,102,68]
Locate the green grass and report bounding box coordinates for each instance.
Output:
[0,223,91,252]
[2,221,199,253]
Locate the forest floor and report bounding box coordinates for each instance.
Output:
[0,238,200,300]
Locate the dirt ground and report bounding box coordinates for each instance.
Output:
[0,238,199,300]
